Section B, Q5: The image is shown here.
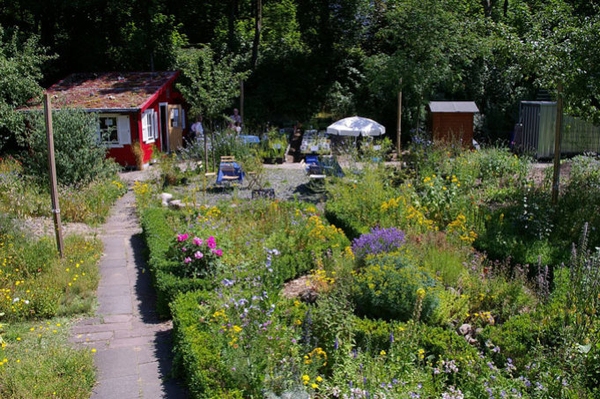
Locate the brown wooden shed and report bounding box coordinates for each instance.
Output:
[428,101,479,147]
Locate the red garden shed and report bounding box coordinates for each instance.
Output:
[38,71,186,168]
[428,101,479,148]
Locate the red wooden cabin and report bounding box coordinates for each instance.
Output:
[40,71,186,168]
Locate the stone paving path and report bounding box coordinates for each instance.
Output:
[70,175,188,399]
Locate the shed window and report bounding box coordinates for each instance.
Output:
[98,114,131,147]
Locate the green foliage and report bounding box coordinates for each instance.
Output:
[0,232,101,322]
[0,318,95,399]
[325,164,398,240]
[167,233,224,279]
[351,254,439,323]
[16,109,120,187]
[0,156,125,223]
[0,27,53,150]
[175,46,248,125]
[556,155,600,249]
[171,291,238,398]
[139,206,217,317]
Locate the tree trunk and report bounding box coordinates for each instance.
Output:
[251,0,262,70]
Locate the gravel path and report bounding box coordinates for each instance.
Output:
[161,161,328,207]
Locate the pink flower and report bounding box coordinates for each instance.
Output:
[213,249,223,257]
[177,233,189,242]
[194,251,204,259]
[206,236,217,249]
[181,247,187,252]
[184,257,192,264]
[193,237,203,246]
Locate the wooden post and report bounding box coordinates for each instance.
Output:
[240,79,245,126]
[44,94,65,258]
[551,83,563,206]
[397,78,402,161]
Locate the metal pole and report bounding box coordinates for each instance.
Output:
[551,83,563,206]
[44,94,65,258]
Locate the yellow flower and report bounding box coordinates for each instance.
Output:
[311,383,319,389]
[380,350,386,356]
[316,376,323,382]
[302,375,310,385]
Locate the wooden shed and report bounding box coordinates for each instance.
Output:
[32,71,186,169]
[428,101,479,147]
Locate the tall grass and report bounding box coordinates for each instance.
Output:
[0,155,119,398]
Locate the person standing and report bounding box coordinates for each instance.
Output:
[230,108,242,129]
[191,115,204,143]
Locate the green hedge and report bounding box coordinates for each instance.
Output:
[139,206,216,318]
[171,291,243,399]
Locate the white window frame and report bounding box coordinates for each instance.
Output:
[142,109,158,143]
[97,114,131,148]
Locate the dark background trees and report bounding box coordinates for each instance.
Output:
[1,0,598,147]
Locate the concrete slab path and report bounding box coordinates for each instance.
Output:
[70,171,188,399]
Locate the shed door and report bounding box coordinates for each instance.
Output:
[168,104,183,151]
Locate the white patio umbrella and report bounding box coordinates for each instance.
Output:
[326,116,386,137]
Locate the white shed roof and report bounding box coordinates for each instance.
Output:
[429,101,479,113]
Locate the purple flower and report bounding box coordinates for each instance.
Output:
[213,248,223,257]
[221,278,235,287]
[184,257,192,264]
[351,227,405,260]
[194,251,204,259]
[192,237,203,246]
[177,233,189,242]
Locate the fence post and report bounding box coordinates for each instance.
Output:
[44,93,65,258]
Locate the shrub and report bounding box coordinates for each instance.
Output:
[556,155,600,249]
[171,291,241,398]
[351,254,439,323]
[17,108,120,186]
[325,165,398,240]
[167,233,224,279]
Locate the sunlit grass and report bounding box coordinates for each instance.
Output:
[0,317,96,399]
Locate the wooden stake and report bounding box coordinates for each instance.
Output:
[551,83,563,206]
[43,93,64,258]
[397,78,402,161]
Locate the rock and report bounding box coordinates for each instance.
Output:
[458,323,472,336]
[160,192,173,206]
[169,199,186,209]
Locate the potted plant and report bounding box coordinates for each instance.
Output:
[242,152,275,199]
[260,128,288,164]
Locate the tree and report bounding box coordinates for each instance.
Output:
[175,46,248,128]
[357,0,489,137]
[0,27,52,151]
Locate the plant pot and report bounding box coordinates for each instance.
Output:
[251,188,275,199]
